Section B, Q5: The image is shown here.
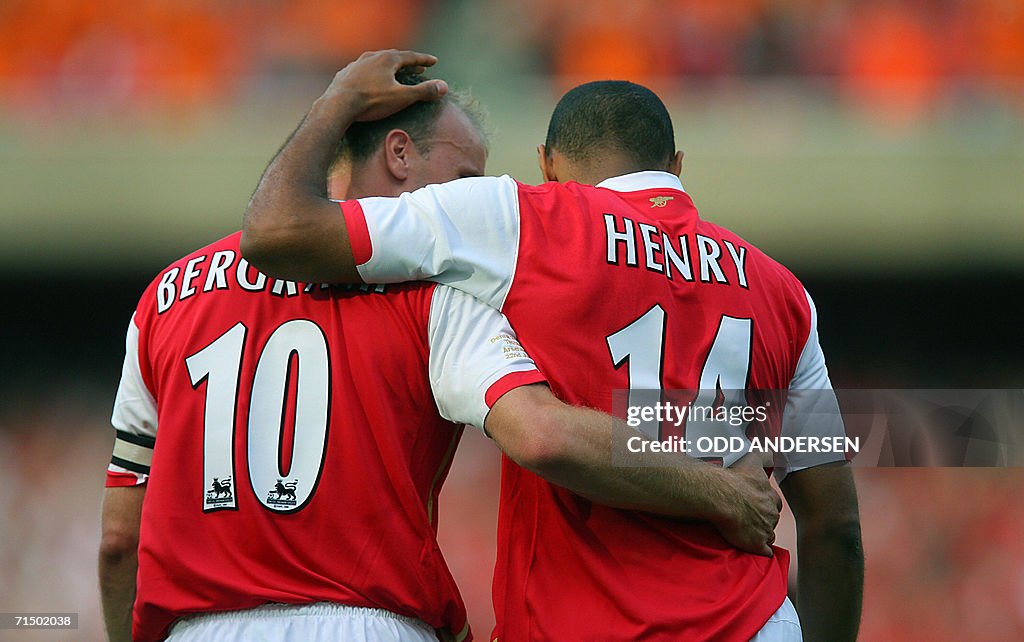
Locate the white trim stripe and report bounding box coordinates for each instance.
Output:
[595,171,685,193]
[113,436,154,469]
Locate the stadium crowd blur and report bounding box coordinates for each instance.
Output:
[1,0,1022,117]
[2,1,1023,640]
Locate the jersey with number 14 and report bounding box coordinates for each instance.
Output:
[340,171,846,641]
[106,232,544,642]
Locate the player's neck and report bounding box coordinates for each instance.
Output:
[565,157,654,187]
[327,169,350,200]
[344,173,401,200]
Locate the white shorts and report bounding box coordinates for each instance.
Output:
[749,597,802,642]
[165,602,440,642]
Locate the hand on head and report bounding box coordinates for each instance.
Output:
[326,50,449,122]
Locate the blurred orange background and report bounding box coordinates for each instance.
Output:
[1,1,1022,640]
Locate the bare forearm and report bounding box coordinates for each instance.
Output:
[489,392,744,520]
[794,526,864,642]
[99,553,137,642]
[242,96,361,283]
[272,96,353,190]
[486,385,779,555]
[780,463,863,641]
[99,486,145,642]
[250,97,355,215]
[518,404,732,520]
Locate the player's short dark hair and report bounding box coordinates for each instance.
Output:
[337,70,486,164]
[544,80,675,170]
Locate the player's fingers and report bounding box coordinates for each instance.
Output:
[391,50,438,70]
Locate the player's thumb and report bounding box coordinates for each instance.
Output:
[412,79,448,102]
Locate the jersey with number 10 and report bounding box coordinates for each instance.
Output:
[340,171,846,641]
[106,232,544,642]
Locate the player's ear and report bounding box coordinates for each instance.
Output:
[384,129,412,181]
[537,144,557,182]
[668,150,683,176]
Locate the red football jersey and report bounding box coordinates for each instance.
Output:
[340,171,846,641]
[107,232,544,642]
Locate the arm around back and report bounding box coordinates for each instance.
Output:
[485,384,781,556]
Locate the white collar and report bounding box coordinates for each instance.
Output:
[595,171,685,193]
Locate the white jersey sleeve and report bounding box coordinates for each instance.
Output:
[339,175,521,309]
[108,313,157,486]
[427,285,546,432]
[775,291,848,480]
